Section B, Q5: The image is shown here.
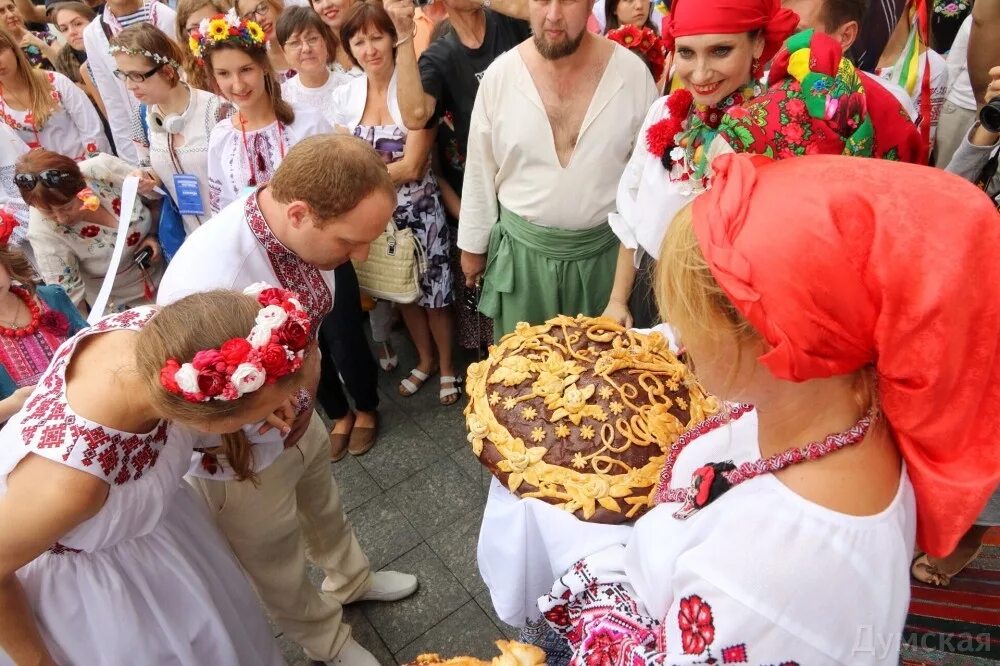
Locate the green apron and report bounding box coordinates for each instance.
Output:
[478,206,619,341]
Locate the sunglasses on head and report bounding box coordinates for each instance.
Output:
[14,169,75,190]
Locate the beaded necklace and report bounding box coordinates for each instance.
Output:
[655,402,877,519]
[0,286,41,338]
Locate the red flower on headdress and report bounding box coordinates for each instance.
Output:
[220,337,253,365]
[160,359,182,394]
[678,595,715,654]
[0,208,17,246]
[259,342,291,376]
[197,368,227,397]
[278,319,309,350]
[258,287,287,305]
[192,349,225,371]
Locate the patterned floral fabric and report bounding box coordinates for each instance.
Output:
[21,30,57,70]
[0,295,76,390]
[354,123,453,309]
[720,30,876,159]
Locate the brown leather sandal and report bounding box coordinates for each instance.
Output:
[348,413,379,456]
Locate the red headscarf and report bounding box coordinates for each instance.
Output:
[692,153,1000,558]
[662,0,799,68]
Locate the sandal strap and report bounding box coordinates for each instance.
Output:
[410,368,432,381]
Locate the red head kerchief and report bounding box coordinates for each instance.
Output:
[693,153,1000,558]
[663,0,799,67]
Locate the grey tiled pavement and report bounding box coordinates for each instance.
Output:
[274,328,520,665]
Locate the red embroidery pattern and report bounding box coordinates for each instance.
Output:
[244,192,332,333]
[21,308,165,486]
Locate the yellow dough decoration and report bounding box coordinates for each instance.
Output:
[464,315,718,523]
[405,641,546,666]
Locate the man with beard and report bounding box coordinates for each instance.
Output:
[451,0,656,339]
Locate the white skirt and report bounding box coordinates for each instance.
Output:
[8,485,283,666]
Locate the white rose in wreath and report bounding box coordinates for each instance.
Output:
[174,363,200,394]
[246,324,272,348]
[255,304,288,329]
[231,363,266,395]
[243,282,271,298]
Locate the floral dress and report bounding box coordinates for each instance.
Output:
[354,123,453,308]
[26,153,164,313]
[21,30,57,70]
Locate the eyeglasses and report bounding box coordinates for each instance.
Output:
[283,35,323,52]
[13,169,75,190]
[240,1,268,21]
[113,63,164,82]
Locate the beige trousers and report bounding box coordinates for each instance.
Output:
[934,101,978,168]
[188,413,372,661]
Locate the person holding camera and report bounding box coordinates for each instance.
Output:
[944,64,1000,209]
[17,149,163,316]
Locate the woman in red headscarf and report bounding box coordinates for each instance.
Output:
[602,0,798,329]
[541,153,1000,664]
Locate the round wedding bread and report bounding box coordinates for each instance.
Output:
[465,315,718,523]
[404,641,545,666]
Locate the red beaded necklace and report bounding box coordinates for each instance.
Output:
[655,402,877,519]
[0,286,41,338]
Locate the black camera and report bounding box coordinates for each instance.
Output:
[980,98,1000,134]
[134,246,154,271]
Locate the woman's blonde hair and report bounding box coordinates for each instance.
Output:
[204,42,295,125]
[0,28,57,127]
[656,204,878,413]
[134,291,303,481]
[0,245,38,297]
[175,0,229,91]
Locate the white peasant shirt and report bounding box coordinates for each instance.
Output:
[0,71,110,160]
[206,107,331,214]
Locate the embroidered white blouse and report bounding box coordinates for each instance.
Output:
[158,190,335,479]
[458,45,658,254]
[206,107,331,214]
[26,153,163,312]
[537,407,917,665]
[877,49,949,145]
[0,124,29,234]
[0,71,110,160]
[132,88,232,234]
[281,68,358,126]
[82,2,178,165]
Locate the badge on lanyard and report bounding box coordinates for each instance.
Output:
[172,173,206,215]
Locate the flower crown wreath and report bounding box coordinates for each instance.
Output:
[188,9,267,64]
[160,284,311,403]
[108,45,181,70]
[606,25,667,82]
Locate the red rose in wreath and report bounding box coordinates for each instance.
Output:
[259,342,291,376]
[80,225,100,238]
[197,368,227,397]
[257,287,286,305]
[160,359,181,394]
[678,594,715,654]
[277,319,309,351]
[220,338,253,366]
[126,231,140,246]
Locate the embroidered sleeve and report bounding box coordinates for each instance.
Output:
[54,72,109,159]
[27,215,85,307]
[542,561,825,665]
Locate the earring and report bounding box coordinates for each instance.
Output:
[751,57,762,80]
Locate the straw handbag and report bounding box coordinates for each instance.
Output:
[354,220,427,304]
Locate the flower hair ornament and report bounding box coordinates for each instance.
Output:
[77,187,100,211]
[606,25,668,82]
[160,283,311,402]
[188,9,267,64]
[108,45,181,70]
[0,207,17,246]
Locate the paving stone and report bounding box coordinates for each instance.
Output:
[426,503,487,595]
[355,420,445,490]
[363,544,471,653]
[387,458,482,539]
[413,402,468,454]
[275,633,307,664]
[347,494,423,572]
[474,589,520,640]
[331,453,382,513]
[344,605,396,665]
[394,600,507,664]
[449,446,495,497]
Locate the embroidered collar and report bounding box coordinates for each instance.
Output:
[243,189,332,333]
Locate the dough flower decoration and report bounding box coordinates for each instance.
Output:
[549,383,607,425]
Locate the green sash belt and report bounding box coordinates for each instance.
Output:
[478,206,619,340]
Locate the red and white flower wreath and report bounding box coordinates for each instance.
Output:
[160,283,311,402]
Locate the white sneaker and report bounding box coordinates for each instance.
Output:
[325,638,380,666]
[358,571,418,602]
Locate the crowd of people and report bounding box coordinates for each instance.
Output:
[0,0,998,660]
